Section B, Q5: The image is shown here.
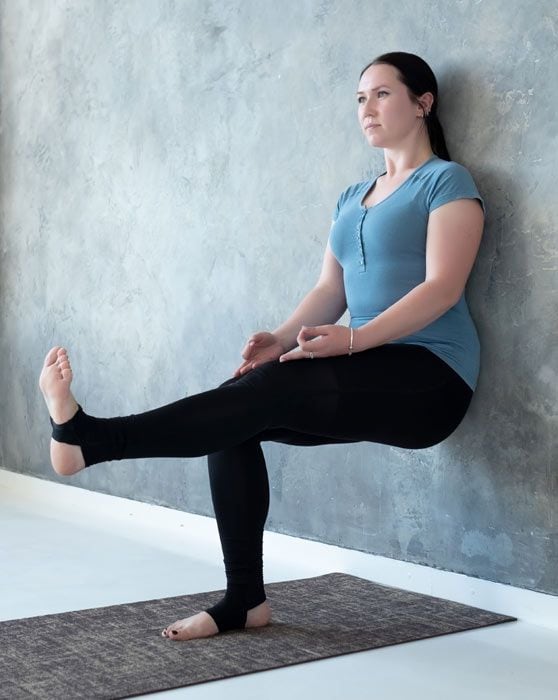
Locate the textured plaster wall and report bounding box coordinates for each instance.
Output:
[0,0,556,595]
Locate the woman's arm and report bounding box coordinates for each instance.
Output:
[272,241,347,352]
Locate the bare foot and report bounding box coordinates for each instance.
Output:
[39,346,86,476]
[161,600,272,641]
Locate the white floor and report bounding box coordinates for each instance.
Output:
[1,469,557,700]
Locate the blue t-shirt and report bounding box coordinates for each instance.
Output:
[329,155,485,391]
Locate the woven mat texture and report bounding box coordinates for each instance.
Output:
[0,572,516,699]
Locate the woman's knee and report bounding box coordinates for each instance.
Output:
[217,360,284,388]
[217,376,241,389]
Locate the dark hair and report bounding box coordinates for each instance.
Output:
[359,52,451,161]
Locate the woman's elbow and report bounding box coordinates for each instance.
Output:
[425,278,462,310]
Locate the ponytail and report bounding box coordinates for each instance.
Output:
[426,112,451,161]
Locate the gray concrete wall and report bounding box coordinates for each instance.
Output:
[0,0,556,595]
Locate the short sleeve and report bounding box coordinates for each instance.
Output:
[428,163,485,215]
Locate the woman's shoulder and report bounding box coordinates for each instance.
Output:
[419,156,475,179]
[336,178,370,201]
[417,157,484,213]
[332,178,370,219]
[415,157,480,192]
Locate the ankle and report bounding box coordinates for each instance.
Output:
[49,396,80,426]
[50,404,84,443]
[204,588,268,633]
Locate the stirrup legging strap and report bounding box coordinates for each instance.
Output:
[50,405,84,444]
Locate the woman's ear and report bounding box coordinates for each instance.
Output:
[417,92,435,116]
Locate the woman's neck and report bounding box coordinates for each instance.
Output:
[382,146,435,179]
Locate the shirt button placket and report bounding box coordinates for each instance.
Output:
[356,209,367,271]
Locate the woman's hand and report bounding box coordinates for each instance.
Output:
[279,324,352,362]
[234,332,287,377]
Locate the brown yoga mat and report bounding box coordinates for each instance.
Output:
[0,572,516,699]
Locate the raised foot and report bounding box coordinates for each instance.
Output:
[39,346,86,476]
[161,600,272,641]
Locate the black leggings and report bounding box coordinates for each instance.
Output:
[51,343,473,633]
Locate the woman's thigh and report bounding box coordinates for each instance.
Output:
[227,343,473,450]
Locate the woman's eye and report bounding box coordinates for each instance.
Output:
[357,92,388,103]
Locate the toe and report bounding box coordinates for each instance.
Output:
[165,620,184,640]
[164,626,179,640]
[44,347,61,367]
[58,359,71,372]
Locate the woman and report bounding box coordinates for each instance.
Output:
[39,52,485,641]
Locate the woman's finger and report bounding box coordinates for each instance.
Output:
[241,339,257,360]
[249,333,266,347]
[297,337,324,354]
[279,348,306,362]
[234,360,251,376]
[243,331,276,357]
[300,324,326,337]
[297,330,324,347]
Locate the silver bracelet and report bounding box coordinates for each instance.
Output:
[348,327,354,356]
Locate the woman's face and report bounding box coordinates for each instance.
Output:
[357,63,428,149]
